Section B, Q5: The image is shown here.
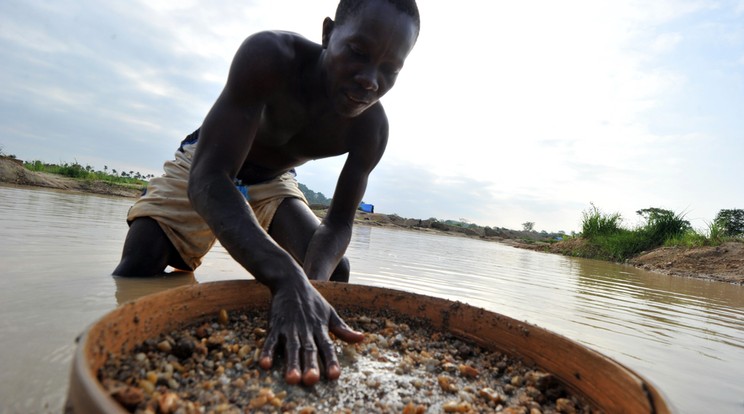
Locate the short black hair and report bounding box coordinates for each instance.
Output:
[335,0,420,36]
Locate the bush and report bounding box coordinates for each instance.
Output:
[591,230,648,261]
[57,162,91,179]
[714,209,744,236]
[581,204,622,238]
[578,205,696,261]
[637,208,690,247]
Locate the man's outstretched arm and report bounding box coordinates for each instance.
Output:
[188,33,363,386]
[303,115,389,281]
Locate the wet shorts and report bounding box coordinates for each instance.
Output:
[126,136,308,270]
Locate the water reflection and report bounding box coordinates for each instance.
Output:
[1,185,743,414]
[346,227,744,413]
[114,272,198,305]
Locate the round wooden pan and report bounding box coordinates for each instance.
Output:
[66,280,673,413]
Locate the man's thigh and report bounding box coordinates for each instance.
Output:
[113,217,190,276]
[268,198,351,282]
[268,198,321,264]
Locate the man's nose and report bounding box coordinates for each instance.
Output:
[355,69,379,91]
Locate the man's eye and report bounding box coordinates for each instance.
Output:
[349,45,366,56]
[384,66,401,75]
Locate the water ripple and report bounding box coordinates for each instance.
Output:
[2,186,743,414]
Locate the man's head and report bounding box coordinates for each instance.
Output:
[321,0,419,117]
[335,0,420,39]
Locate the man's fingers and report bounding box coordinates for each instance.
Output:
[285,368,302,385]
[317,331,341,381]
[329,312,365,343]
[259,331,279,370]
[301,340,320,385]
[284,334,302,385]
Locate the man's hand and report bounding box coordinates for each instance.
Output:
[258,279,365,386]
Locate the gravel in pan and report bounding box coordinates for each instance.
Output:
[99,308,601,414]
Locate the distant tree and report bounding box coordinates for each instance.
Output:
[635,207,690,245]
[297,182,331,206]
[522,222,535,232]
[636,207,671,221]
[636,207,690,228]
[714,209,744,236]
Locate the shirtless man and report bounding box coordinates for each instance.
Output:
[113,0,419,386]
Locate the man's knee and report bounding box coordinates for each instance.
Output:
[113,258,162,277]
[113,217,172,277]
[330,256,350,283]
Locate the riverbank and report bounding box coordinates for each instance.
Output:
[514,237,743,285]
[0,156,143,198]
[340,211,742,285]
[2,156,741,285]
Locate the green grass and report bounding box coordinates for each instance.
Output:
[591,230,648,261]
[664,221,728,248]
[581,204,622,238]
[23,160,149,187]
[578,205,701,261]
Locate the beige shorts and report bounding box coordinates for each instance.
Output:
[127,142,308,270]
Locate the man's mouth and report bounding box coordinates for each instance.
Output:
[346,94,371,105]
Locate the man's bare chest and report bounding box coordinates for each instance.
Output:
[253,106,349,159]
[237,114,349,182]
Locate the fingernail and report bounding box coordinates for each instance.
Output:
[286,369,301,385]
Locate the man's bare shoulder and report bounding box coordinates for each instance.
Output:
[236,31,321,72]
[344,103,389,162]
[223,31,321,100]
[354,102,389,135]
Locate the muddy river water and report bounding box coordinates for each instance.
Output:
[1,184,742,413]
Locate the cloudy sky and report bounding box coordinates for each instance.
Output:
[1,0,742,232]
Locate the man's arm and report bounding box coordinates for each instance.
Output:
[188,33,363,386]
[189,32,292,288]
[303,113,389,281]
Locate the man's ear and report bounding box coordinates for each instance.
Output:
[322,17,335,48]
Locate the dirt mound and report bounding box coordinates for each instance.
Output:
[629,242,744,285]
[0,157,73,189]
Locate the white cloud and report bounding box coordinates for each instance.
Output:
[650,32,684,53]
[0,0,742,232]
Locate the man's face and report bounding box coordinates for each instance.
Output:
[323,1,418,117]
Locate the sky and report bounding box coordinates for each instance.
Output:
[1,0,743,233]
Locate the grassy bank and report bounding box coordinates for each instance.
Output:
[23,160,149,188]
[562,204,741,262]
